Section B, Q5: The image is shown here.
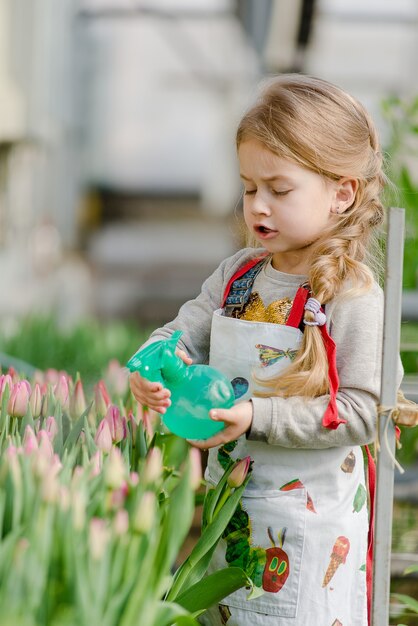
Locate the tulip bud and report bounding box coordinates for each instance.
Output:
[0,374,13,401]
[227,456,252,488]
[104,405,127,444]
[105,447,126,490]
[41,471,60,503]
[45,369,60,385]
[54,376,69,411]
[127,411,137,438]
[89,451,103,477]
[94,381,111,417]
[94,419,113,453]
[114,509,129,536]
[7,381,30,417]
[23,425,39,455]
[70,379,87,420]
[29,383,43,418]
[45,416,59,442]
[59,486,70,512]
[37,430,55,461]
[143,447,162,484]
[130,471,139,486]
[7,366,18,382]
[89,518,109,560]
[105,359,128,397]
[189,447,202,490]
[110,481,129,509]
[71,489,87,530]
[137,404,154,438]
[133,491,156,533]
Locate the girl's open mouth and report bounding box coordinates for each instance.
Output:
[254,225,278,238]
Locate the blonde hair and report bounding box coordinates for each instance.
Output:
[236,74,386,399]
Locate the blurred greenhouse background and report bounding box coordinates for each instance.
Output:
[1,0,418,620]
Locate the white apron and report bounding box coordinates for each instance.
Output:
[201,307,369,626]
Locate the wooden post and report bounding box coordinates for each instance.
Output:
[372,207,405,625]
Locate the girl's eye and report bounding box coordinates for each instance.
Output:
[271,189,291,196]
[244,189,256,195]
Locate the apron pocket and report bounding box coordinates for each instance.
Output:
[217,487,306,618]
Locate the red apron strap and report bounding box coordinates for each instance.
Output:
[365,444,376,626]
[320,324,347,429]
[285,285,310,328]
[221,254,268,308]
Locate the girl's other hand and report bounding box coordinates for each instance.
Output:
[129,372,172,414]
[175,348,193,365]
[187,401,253,450]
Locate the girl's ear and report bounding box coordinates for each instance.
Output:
[331,178,358,214]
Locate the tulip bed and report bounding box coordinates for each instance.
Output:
[0,365,254,626]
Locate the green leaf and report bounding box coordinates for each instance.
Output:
[168,474,251,601]
[154,602,198,626]
[403,564,418,575]
[154,460,195,590]
[392,593,418,614]
[176,567,251,613]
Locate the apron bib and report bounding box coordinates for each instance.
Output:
[205,298,369,625]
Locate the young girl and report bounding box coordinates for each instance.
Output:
[130,74,403,626]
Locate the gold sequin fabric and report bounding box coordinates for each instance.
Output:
[235,292,293,325]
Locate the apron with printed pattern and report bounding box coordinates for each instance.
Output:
[204,266,369,626]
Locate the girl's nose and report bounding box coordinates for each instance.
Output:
[251,192,271,215]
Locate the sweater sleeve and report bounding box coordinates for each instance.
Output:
[249,283,404,448]
[138,248,263,364]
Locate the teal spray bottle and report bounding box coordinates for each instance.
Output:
[126,330,235,440]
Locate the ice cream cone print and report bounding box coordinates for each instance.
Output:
[331,620,343,626]
[322,536,350,587]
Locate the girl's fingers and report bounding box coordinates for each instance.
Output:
[176,348,193,364]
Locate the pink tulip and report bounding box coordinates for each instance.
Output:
[29,383,43,418]
[0,374,13,401]
[45,369,60,385]
[23,425,39,455]
[104,405,127,443]
[89,518,109,560]
[37,430,55,460]
[94,380,111,416]
[89,451,103,477]
[127,411,137,438]
[137,404,154,438]
[45,416,59,442]
[130,471,139,486]
[111,481,129,509]
[143,447,162,484]
[105,447,125,489]
[114,509,129,536]
[133,491,155,533]
[94,419,113,453]
[7,366,18,382]
[70,379,87,419]
[105,359,128,397]
[227,456,252,488]
[54,376,69,410]
[7,381,30,417]
[189,447,202,490]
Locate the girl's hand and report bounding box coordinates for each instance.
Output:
[187,401,253,449]
[129,347,192,413]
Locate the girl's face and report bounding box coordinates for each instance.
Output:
[239,139,339,274]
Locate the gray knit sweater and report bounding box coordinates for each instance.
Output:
[143,248,403,449]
